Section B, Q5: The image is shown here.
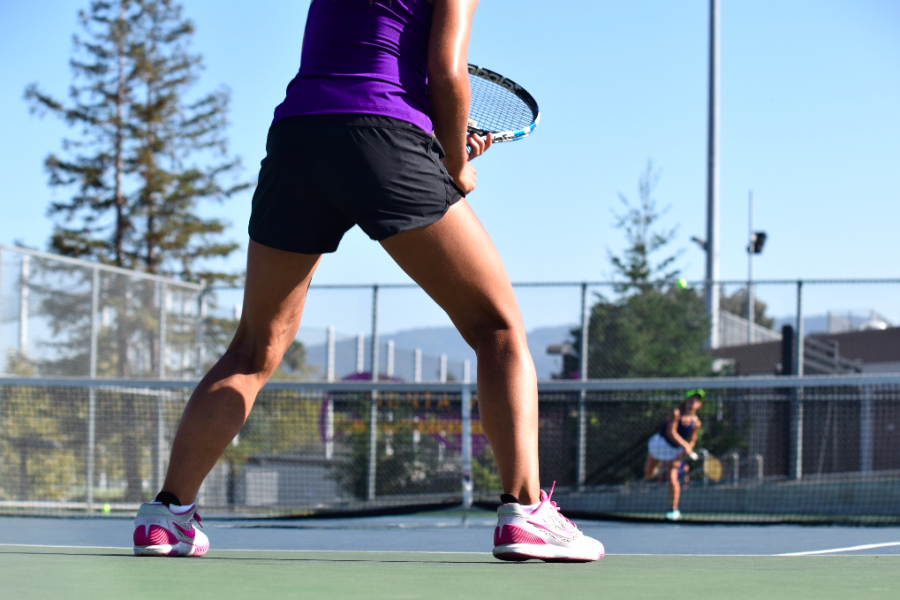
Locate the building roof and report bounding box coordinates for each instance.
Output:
[711,326,900,375]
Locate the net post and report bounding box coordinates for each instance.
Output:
[367,392,378,501]
[86,266,100,512]
[325,326,335,460]
[576,283,589,490]
[461,382,473,509]
[729,452,739,485]
[367,286,379,501]
[790,280,804,480]
[860,385,873,473]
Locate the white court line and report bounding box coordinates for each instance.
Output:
[0,543,129,550]
[777,541,900,556]
[0,543,489,554]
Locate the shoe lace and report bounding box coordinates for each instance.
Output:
[193,512,203,528]
[544,481,579,534]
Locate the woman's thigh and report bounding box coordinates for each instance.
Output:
[229,240,322,368]
[379,200,524,347]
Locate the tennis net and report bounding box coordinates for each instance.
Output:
[1,375,898,523]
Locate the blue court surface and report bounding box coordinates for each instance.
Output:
[3,509,900,600]
[2,507,900,556]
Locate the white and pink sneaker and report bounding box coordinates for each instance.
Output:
[133,502,209,557]
[493,483,604,562]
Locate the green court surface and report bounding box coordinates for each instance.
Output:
[1,546,897,600]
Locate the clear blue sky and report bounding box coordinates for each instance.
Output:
[1,0,898,321]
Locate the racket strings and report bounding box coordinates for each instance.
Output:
[468,75,536,134]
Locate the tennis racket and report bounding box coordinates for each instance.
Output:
[467,64,540,143]
[703,455,724,482]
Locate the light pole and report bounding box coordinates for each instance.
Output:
[747,190,767,344]
[704,0,721,349]
[747,191,753,344]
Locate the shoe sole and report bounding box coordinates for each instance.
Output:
[134,542,209,557]
[493,543,603,563]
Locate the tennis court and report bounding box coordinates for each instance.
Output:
[2,510,899,599]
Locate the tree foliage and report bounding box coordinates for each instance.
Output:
[20,0,248,502]
[608,161,681,293]
[557,162,711,379]
[25,0,247,283]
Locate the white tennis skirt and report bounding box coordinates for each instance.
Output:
[648,433,682,462]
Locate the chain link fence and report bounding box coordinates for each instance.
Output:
[3,245,899,384]
[2,246,900,522]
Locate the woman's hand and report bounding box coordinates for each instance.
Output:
[444,132,491,194]
[467,131,492,159]
[445,159,477,195]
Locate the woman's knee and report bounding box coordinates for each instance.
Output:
[227,327,291,376]
[466,318,527,355]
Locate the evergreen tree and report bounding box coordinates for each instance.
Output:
[24,0,247,501]
[557,162,710,379]
[608,161,681,293]
[25,0,142,266]
[25,0,247,281]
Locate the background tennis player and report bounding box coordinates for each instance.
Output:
[131,0,603,563]
[645,389,704,521]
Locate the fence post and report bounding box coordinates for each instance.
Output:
[86,266,100,512]
[461,381,472,509]
[414,349,422,382]
[576,283,589,490]
[19,255,29,355]
[356,333,365,373]
[440,354,447,383]
[326,326,336,382]
[194,282,207,378]
[790,280,804,480]
[0,247,3,353]
[156,283,167,491]
[795,281,804,377]
[367,285,379,501]
[860,385,873,473]
[325,326,335,460]
[386,340,395,378]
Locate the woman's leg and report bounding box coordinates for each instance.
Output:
[644,456,662,480]
[161,241,321,504]
[380,200,540,505]
[666,461,682,511]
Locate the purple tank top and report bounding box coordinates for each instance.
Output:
[273,0,433,133]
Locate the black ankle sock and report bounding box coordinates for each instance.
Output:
[500,493,520,504]
[154,491,182,507]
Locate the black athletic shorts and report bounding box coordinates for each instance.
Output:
[248,114,465,254]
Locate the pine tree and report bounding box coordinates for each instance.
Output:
[25,0,247,281]
[127,0,247,281]
[25,0,247,502]
[556,162,710,380]
[608,161,681,292]
[25,0,141,266]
